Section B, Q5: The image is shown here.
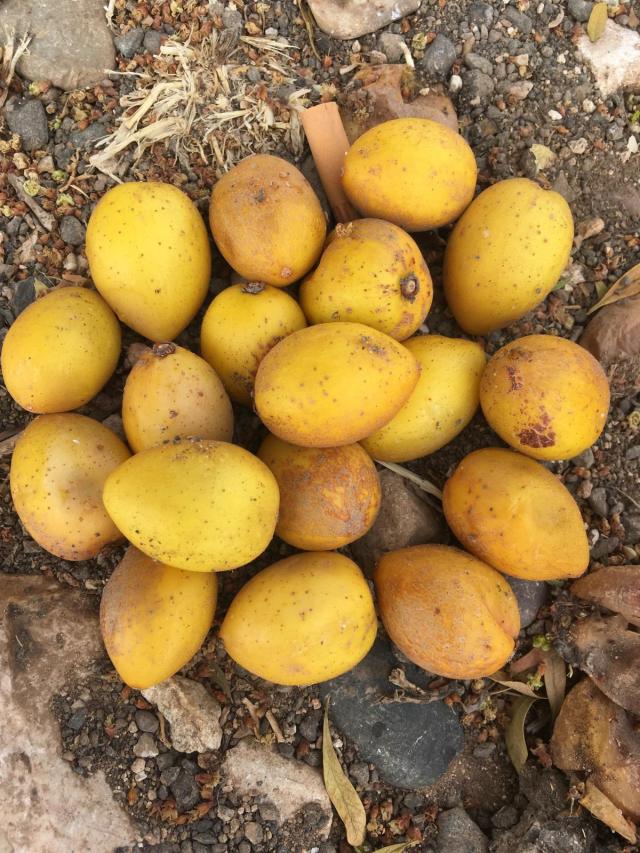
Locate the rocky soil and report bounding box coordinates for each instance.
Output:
[1,1,639,852]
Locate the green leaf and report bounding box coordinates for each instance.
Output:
[587,2,608,42]
[322,698,366,847]
[506,696,537,773]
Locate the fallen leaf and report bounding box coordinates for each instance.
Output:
[571,566,640,627]
[587,3,608,42]
[587,263,640,315]
[542,651,566,720]
[323,698,366,847]
[506,696,537,773]
[489,671,540,698]
[530,143,556,171]
[370,844,418,852]
[580,781,637,843]
[509,648,545,674]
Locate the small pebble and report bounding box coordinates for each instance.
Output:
[133,733,159,758]
[135,709,159,733]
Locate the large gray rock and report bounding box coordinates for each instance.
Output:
[0,575,137,852]
[577,20,640,98]
[319,636,464,789]
[307,0,421,40]
[0,0,115,91]
[437,807,489,853]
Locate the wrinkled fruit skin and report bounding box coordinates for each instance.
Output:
[443,178,574,335]
[258,433,381,550]
[1,287,121,414]
[10,414,130,560]
[100,547,217,689]
[200,283,307,406]
[219,551,377,686]
[342,117,477,231]
[480,334,610,460]
[209,154,326,286]
[103,439,279,572]
[443,448,589,580]
[375,544,520,679]
[122,343,233,452]
[300,218,433,341]
[254,322,420,447]
[362,334,486,462]
[86,181,211,341]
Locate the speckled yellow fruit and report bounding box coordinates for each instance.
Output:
[480,335,610,460]
[100,547,217,689]
[258,434,381,550]
[342,118,477,232]
[443,448,589,581]
[1,287,121,413]
[362,335,486,462]
[209,154,326,286]
[375,545,520,679]
[10,414,130,560]
[219,551,377,686]
[103,439,279,572]
[299,219,433,340]
[86,182,211,341]
[200,283,307,406]
[443,178,574,335]
[254,322,420,447]
[122,343,233,452]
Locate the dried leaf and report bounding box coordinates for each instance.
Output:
[370,845,418,853]
[580,781,637,843]
[322,699,366,846]
[509,648,545,674]
[587,3,608,42]
[571,566,640,627]
[506,696,537,773]
[542,651,566,720]
[587,263,640,314]
[489,671,540,698]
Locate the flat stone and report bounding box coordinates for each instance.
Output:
[462,69,495,104]
[59,216,85,247]
[142,676,222,754]
[436,807,488,852]
[588,487,609,518]
[578,20,640,98]
[378,32,405,62]
[507,578,548,629]
[319,636,464,789]
[0,0,116,91]
[568,0,594,22]
[113,27,144,58]
[503,7,533,34]
[220,738,332,839]
[421,34,457,80]
[0,575,137,852]
[133,733,159,758]
[623,513,640,545]
[465,53,493,75]
[143,29,163,54]
[307,0,420,40]
[4,98,49,151]
[170,769,200,812]
[468,2,494,27]
[11,277,37,316]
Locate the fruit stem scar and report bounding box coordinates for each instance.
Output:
[242,281,267,294]
[400,273,420,303]
[152,342,176,358]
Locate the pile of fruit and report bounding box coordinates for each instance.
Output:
[1,117,610,691]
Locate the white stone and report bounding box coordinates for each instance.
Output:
[577,20,640,98]
[569,137,589,154]
[628,135,639,154]
[221,737,332,837]
[142,676,222,754]
[582,98,597,113]
[0,576,137,852]
[449,74,463,93]
[548,109,563,120]
[306,0,421,40]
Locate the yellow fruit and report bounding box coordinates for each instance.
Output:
[342,118,477,231]
[122,343,233,452]
[257,434,381,550]
[443,448,589,580]
[200,282,307,406]
[299,218,433,340]
[443,178,574,335]
[254,322,420,447]
[362,335,486,462]
[219,551,377,685]
[10,414,130,560]
[375,545,520,679]
[480,335,610,460]
[100,547,217,689]
[103,439,279,572]
[86,181,211,341]
[1,287,120,414]
[209,154,326,286]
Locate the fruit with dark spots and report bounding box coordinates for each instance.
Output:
[258,434,381,550]
[375,544,520,678]
[220,551,377,686]
[299,218,432,340]
[443,448,589,580]
[480,334,610,460]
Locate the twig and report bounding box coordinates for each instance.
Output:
[375,459,443,500]
[0,30,32,109]
[399,40,415,69]
[104,0,117,28]
[7,174,55,231]
[298,1,321,61]
[610,485,640,511]
[265,710,285,743]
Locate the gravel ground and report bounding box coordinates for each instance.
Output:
[1,0,639,850]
